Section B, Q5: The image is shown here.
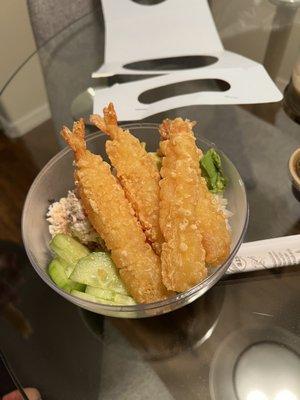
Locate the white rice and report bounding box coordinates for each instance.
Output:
[212,193,233,231]
[46,191,99,245]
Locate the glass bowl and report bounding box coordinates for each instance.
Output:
[22,123,248,318]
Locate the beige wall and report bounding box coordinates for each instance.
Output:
[0,0,50,137]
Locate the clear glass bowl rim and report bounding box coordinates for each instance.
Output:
[22,122,249,314]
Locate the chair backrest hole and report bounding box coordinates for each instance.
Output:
[124,55,218,71]
[131,0,167,5]
[138,79,230,104]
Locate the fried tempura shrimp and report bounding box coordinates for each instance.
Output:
[61,119,170,303]
[159,118,207,292]
[90,103,163,255]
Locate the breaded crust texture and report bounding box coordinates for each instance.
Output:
[159,118,207,292]
[61,119,170,303]
[91,104,163,255]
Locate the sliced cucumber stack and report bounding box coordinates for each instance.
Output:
[48,234,136,306]
[50,234,90,277]
[48,258,85,293]
[70,252,128,295]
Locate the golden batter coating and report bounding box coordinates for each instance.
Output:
[90,103,163,255]
[196,176,231,266]
[61,119,170,303]
[159,118,207,292]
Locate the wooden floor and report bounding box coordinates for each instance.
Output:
[0,120,60,243]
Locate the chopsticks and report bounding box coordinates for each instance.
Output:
[227,234,300,275]
[0,350,29,400]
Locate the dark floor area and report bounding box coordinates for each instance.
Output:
[0,120,59,243]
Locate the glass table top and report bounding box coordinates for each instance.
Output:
[0,2,299,399]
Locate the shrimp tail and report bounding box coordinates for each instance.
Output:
[159,119,172,140]
[90,114,107,134]
[90,102,118,139]
[159,118,196,141]
[61,118,86,160]
[103,102,118,127]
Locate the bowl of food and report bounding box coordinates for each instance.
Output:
[22,104,248,318]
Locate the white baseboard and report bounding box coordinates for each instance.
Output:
[0,102,51,138]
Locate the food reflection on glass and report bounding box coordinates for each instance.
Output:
[46,103,232,305]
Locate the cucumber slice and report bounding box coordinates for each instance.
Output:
[50,234,90,276]
[71,290,116,305]
[85,286,115,301]
[86,286,136,305]
[48,258,85,293]
[57,257,73,278]
[70,252,128,295]
[114,293,136,305]
[63,281,85,294]
[48,258,68,287]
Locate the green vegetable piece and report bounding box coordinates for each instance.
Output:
[50,234,90,277]
[48,258,85,293]
[114,293,136,305]
[70,252,128,295]
[149,152,162,170]
[63,281,86,294]
[71,290,116,304]
[200,148,228,193]
[48,258,69,288]
[86,286,136,305]
[85,286,115,301]
[57,256,73,278]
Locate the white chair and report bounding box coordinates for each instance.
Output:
[93,0,282,120]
